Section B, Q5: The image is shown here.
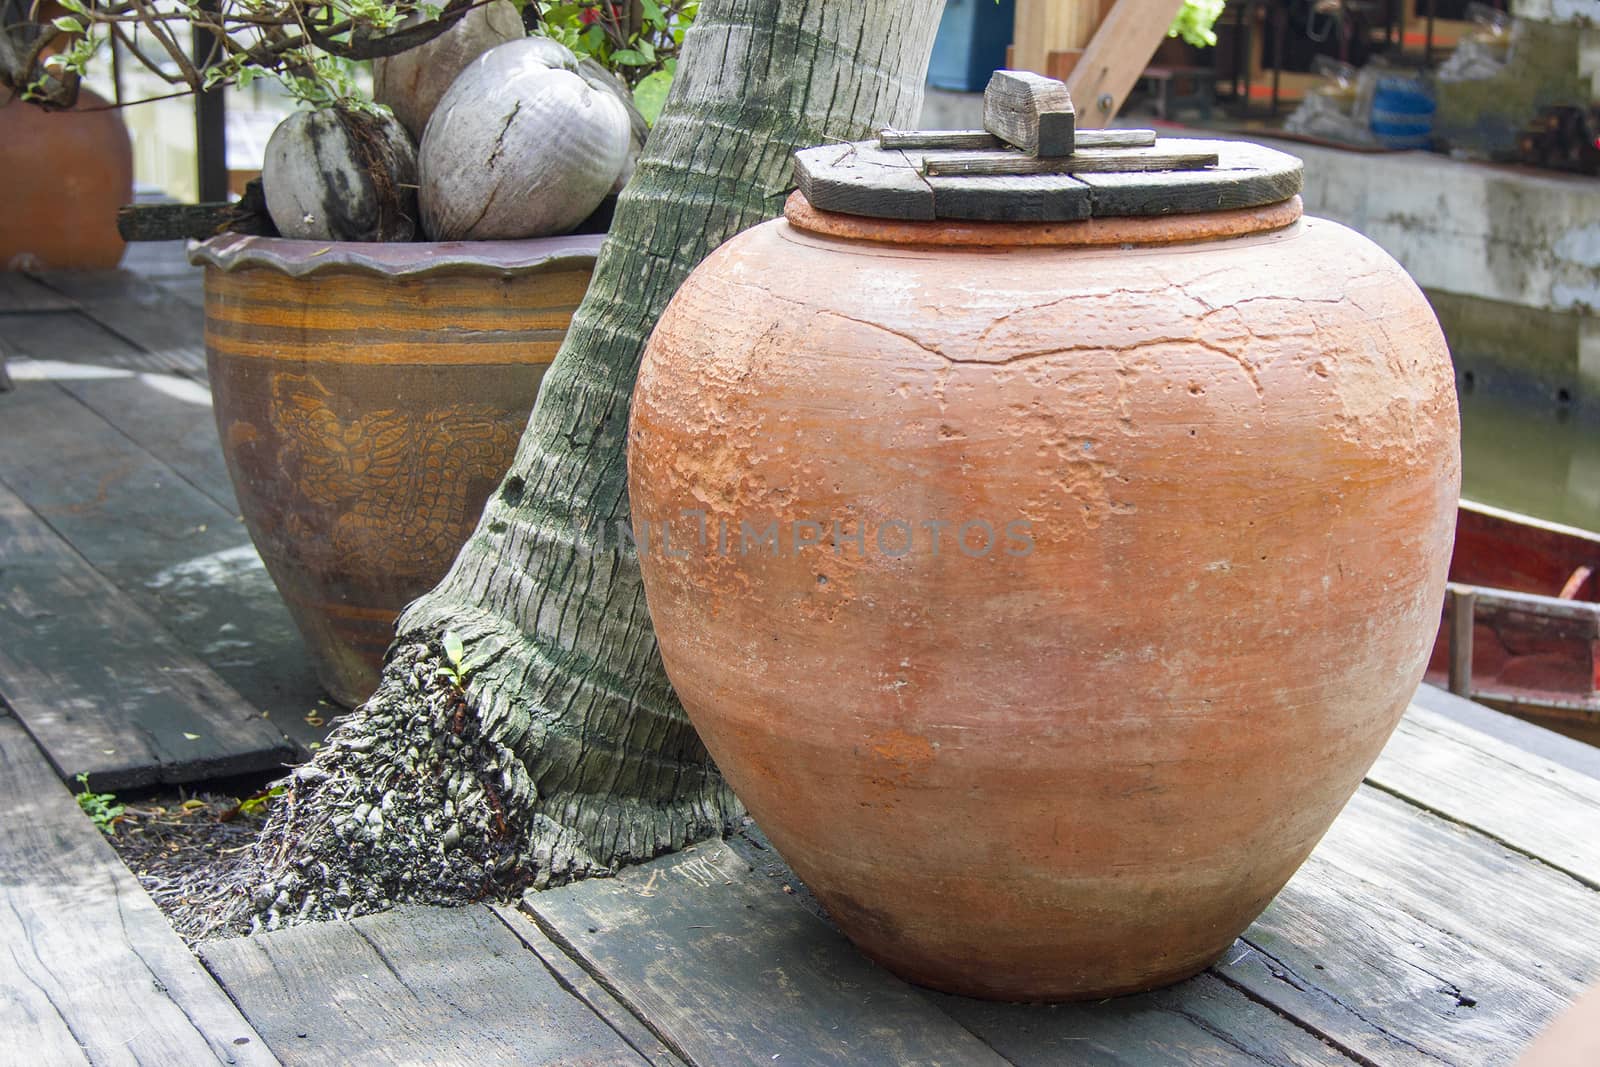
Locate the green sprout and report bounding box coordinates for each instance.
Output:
[74,774,125,834]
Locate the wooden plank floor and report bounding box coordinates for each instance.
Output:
[0,252,331,784]
[0,482,296,789]
[0,709,279,1065]
[199,906,654,1067]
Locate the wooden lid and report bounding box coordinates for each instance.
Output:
[791,70,1303,224]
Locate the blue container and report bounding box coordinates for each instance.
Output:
[1371,77,1435,150]
[928,0,1017,93]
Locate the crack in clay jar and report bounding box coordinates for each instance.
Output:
[628,118,1460,1001]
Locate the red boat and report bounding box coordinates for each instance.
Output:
[1425,500,1600,744]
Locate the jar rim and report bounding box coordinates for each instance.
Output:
[783,192,1304,249]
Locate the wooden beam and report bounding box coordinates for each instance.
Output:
[1065,0,1190,129]
[983,69,1076,156]
[879,128,1156,151]
[1010,0,1108,78]
[117,202,234,242]
[1448,585,1476,697]
[920,148,1217,177]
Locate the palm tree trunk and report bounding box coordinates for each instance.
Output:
[229,0,944,932]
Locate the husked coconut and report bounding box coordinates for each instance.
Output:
[577,56,649,194]
[262,108,419,242]
[418,38,631,241]
[373,0,525,141]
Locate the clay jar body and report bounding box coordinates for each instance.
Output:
[194,234,601,707]
[628,194,1460,1001]
[0,88,132,270]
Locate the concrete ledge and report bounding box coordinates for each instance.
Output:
[1271,137,1600,316]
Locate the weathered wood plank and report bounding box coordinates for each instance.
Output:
[880,128,1006,150]
[879,128,1157,151]
[0,711,279,1066]
[117,201,235,242]
[490,905,689,1067]
[524,840,1009,1067]
[1367,703,1600,889]
[199,905,645,1066]
[935,973,1357,1066]
[117,180,272,244]
[983,69,1076,156]
[1216,786,1600,1065]
[26,270,207,378]
[7,357,238,512]
[720,825,1355,1066]
[0,481,298,789]
[0,375,328,754]
[793,143,937,220]
[1410,683,1600,780]
[1074,139,1303,217]
[121,238,202,280]
[921,147,1219,177]
[0,272,77,313]
[927,172,1093,222]
[0,310,167,373]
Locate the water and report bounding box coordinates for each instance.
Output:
[1458,390,1600,533]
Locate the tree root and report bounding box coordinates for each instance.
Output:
[185,642,626,939]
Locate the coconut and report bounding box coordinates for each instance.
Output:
[417,38,631,241]
[262,108,419,242]
[577,56,649,194]
[372,0,525,141]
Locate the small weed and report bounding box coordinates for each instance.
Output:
[435,629,501,689]
[220,783,288,822]
[74,774,125,834]
[236,785,286,818]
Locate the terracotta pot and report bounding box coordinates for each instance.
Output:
[0,88,132,271]
[194,234,601,707]
[628,192,1460,1000]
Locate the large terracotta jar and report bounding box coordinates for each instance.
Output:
[629,128,1460,1000]
[0,87,132,271]
[194,234,601,707]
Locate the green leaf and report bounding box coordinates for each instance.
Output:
[442,630,465,669]
[51,16,85,33]
[237,785,286,817]
[631,68,671,125]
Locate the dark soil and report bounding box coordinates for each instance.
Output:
[102,790,272,943]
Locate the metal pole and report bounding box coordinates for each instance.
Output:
[193,0,228,202]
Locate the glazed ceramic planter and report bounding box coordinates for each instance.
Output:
[1,88,132,270]
[193,234,601,706]
[629,150,1459,999]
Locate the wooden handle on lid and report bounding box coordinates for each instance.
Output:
[983,70,1077,158]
